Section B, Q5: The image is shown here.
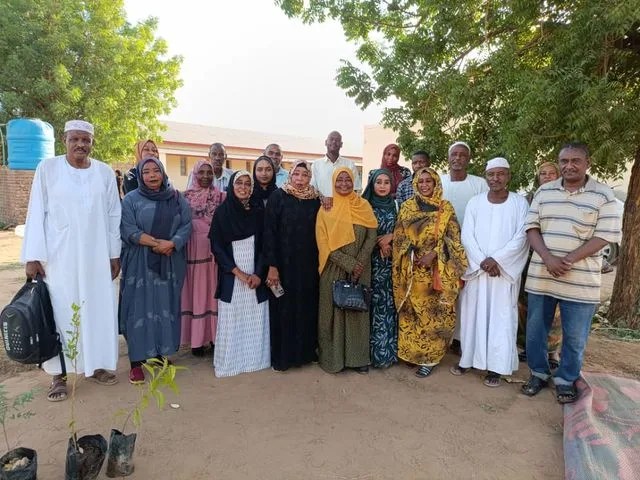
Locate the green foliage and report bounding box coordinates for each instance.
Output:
[0,384,37,452]
[118,358,184,434]
[64,303,82,448]
[277,0,640,188]
[0,0,182,163]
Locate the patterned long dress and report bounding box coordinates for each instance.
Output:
[317,225,377,373]
[370,206,398,368]
[119,190,192,362]
[392,168,468,367]
[214,235,271,377]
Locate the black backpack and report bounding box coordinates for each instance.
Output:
[0,275,66,375]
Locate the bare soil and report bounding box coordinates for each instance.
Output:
[0,231,638,479]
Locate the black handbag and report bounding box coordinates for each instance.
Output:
[332,278,372,312]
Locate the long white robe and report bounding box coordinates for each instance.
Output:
[458,192,529,375]
[21,155,121,376]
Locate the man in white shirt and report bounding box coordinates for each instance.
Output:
[311,131,361,209]
[264,143,289,187]
[22,119,122,402]
[209,143,234,192]
[441,141,489,223]
[441,141,489,354]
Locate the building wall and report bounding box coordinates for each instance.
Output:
[160,142,361,191]
[0,166,34,226]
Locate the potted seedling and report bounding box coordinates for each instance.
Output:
[106,357,183,477]
[64,303,107,480]
[0,385,37,480]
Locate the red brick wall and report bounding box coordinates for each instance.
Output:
[0,166,35,226]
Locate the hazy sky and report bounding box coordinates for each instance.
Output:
[123,0,384,147]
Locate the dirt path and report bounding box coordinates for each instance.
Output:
[0,230,637,479]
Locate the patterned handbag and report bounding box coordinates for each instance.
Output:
[332,278,372,312]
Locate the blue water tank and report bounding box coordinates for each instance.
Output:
[7,118,55,170]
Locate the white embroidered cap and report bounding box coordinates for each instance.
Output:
[64,120,94,135]
[485,157,510,171]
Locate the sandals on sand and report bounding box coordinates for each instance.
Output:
[415,366,434,378]
[47,375,68,402]
[483,371,501,388]
[556,383,578,404]
[521,375,548,396]
[87,369,118,386]
[449,364,469,376]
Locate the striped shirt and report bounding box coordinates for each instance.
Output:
[524,177,621,303]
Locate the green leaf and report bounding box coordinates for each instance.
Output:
[0,0,182,163]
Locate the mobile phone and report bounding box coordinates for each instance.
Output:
[270,283,285,298]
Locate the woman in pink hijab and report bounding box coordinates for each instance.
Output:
[180,160,226,356]
[380,143,411,197]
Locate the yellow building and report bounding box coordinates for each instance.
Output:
[157,121,362,190]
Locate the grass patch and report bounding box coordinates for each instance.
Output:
[595,326,640,342]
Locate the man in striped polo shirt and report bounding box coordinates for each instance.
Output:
[521,142,621,404]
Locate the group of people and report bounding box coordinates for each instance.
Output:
[21,119,621,407]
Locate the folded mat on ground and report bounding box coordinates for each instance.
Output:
[564,372,640,480]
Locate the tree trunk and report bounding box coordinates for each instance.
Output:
[608,146,640,329]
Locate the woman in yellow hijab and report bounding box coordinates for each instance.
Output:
[316,167,378,374]
[392,168,467,378]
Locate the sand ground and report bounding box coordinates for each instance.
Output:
[0,230,638,479]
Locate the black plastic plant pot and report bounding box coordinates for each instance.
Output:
[106,429,137,478]
[0,448,37,480]
[64,435,107,480]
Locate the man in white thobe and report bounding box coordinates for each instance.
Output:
[21,119,121,401]
[454,157,529,387]
[441,141,489,353]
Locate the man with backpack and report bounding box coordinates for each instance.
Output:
[21,119,122,402]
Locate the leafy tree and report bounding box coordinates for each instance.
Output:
[277,0,640,328]
[0,0,182,162]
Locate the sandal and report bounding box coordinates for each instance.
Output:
[415,366,434,378]
[449,364,469,376]
[47,375,68,402]
[483,371,501,388]
[548,358,560,370]
[556,383,578,404]
[87,369,118,386]
[521,375,548,396]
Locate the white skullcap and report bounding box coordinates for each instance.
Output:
[448,141,471,156]
[64,120,94,135]
[485,157,510,171]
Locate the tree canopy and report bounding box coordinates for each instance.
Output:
[278,0,640,328]
[277,0,640,188]
[0,0,182,162]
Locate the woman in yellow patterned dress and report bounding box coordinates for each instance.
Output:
[392,168,467,378]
